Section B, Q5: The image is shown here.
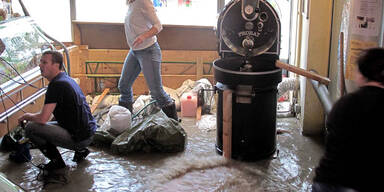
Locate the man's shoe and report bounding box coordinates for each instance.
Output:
[72,148,90,163]
[161,102,179,121]
[37,160,66,171]
[9,143,31,163]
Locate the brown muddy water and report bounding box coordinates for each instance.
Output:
[0,116,324,192]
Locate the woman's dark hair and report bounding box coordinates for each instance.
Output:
[42,50,64,70]
[357,47,384,84]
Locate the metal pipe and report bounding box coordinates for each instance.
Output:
[18,0,30,16]
[0,88,46,123]
[35,26,71,76]
[0,76,44,99]
[309,70,333,115]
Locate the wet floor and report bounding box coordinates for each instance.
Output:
[0,116,324,192]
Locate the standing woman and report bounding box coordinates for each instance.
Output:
[119,0,178,120]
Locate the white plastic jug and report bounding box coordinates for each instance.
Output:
[181,92,197,117]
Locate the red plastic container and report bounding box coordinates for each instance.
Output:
[180,92,197,117]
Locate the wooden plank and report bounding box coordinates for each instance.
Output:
[85,49,218,64]
[70,0,77,44]
[72,22,81,45]
[196,106,202,120]
[162,50,218,62]
[339,32,345,96]
[222,90,233,159]
[83,62,211,75]
[73,22,217,50]
[275,60,331,85]
[196,57,204,80]
[67,46,80,77]
[87,49,128,62]
[71,49,218,94]
[90,88,110,113]
[82,74,214,78]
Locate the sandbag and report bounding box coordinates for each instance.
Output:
[92,131,116,148]
[111,107,186,154]
[92,106,117,148]
[108,105,131,136]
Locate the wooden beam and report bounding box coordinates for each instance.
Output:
[90,88,110,113]
[75,74,214,78]
[196,106,202,120]
[70,0,77,43]
[222,90,232,159]
[339,32,345,96]
[196,57,204,80]
[70,0,76,20]
[275,60,330,85]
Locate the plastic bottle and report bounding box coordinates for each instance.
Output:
[3,0,11,19]
[181,92,197,117]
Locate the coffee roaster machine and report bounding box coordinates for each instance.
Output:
[214,0,282,161]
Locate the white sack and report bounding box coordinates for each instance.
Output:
[108,105,131,136]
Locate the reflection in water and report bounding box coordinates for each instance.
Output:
[0,117,324,191]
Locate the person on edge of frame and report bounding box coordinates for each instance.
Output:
[312,47,384,192]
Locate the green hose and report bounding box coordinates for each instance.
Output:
[131,100,158,119]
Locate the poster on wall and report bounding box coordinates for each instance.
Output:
[351,0,382,36]
[345,39,378,79]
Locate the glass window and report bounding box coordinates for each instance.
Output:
[270,0,291,61]
[154,0,217,26]
[76,0,217,26]
[11,0,71,42]
[10,0,290,60]
[0,18,53,90]
[76,0,127,23]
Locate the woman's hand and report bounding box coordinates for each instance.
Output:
[132,34,146,48]
[132,27,159,48]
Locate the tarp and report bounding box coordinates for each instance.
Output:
[93,106,187,154]
[111,108,186,154]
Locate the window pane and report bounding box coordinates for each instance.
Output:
[12,0,71,42]
[8,0,290,60]
[269,0,291,60]
[155,0,217,26]
[76,0,217,26]
[76,0,127,23]
[0,18,52,89]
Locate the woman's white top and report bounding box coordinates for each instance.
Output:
[124,0,163,50]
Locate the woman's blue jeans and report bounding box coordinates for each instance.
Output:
[118,42,172,107]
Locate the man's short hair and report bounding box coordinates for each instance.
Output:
[358,48,384,84]
[42,50,64,70]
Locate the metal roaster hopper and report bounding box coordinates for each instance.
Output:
[214,0,282,161]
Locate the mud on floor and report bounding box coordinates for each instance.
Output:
[0,117,324,192]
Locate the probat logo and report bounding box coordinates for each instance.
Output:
[238,31,260,38]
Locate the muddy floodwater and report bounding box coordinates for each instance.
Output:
[0,116,324,192]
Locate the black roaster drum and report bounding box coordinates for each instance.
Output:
[214,0,282,161]
[214,58,282,161]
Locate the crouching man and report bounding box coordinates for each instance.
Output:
[18,50,97,171]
